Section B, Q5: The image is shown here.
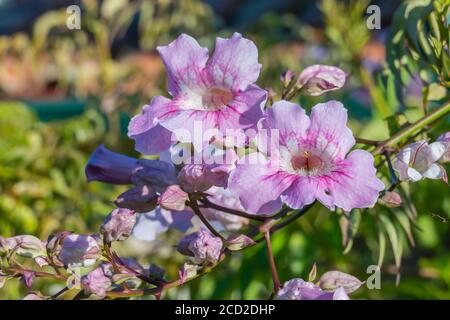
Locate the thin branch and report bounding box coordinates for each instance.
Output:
[105,202,317,299]
[355,137,382,146]
[188,196,225,241]
[372,102,450,155]
[199,198,266,221]
[383,151,399,192]
[264,231,281,293]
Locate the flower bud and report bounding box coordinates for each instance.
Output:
[280,70,296,87]
[298,65,346,96]
[381,191,402,208]
[437,132,450,163]
[101,208,137,243]
[81,266,111,299]
[85,144,141,185]
[276,278,349,300]
[178,149,236,193]
[177,229,223,264]
[159,185,189,211]
[23,292,46,300]
[114,185,158,213]
[318,270,363,294]
[0,235,46,259]
[148,264,165,280]
[51,233,101,268]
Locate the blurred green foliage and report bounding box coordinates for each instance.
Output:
[1,0,449,300]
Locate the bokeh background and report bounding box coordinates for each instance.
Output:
[0,0,449,299]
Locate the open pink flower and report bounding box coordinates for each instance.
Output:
[229,100,385,213]
[128,33,267,154]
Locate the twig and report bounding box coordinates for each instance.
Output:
[264,231,281,293]
[372,102,450,155]
[383,151,399,192]
[188,196,225,241]
[199,198,266,222]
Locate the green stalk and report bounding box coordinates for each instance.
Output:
[372,102,450,155]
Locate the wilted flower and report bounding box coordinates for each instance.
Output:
[276,278,349,300]
[437,132,450,163]
[132,207,193,242]
[128,33,267,153]
[393,140,447,183]
[298,65,346,96]
[229,100,385,213]
[101,208,137,243]
[177,229,223,263]
[51,233,101,268]
[81,266,111,299]
[0,235,46,259]
[159,185,189,211]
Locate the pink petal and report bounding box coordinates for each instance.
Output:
[159,109,218,151]
[128,96,176,155]
[159,185,189,211]
[216,84,267,133]
[306,101,355,160]
[261,100,310,147]
[206,33,261,91]
[281,177,334,210]
[156,34,209,97]
[228,153,292,213]
[281,177,316,209]
[328,150,385,212]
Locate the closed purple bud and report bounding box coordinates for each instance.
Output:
[131,159,178,192]
[57,233,101,267]
[22,271,35,288]
[85,145,142,185]
[81,266,111,298]
[298,65,346,96]
[159,185,189,211]
[114,185,158,213]
[177,229,223,263]
[101,208,137,243]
